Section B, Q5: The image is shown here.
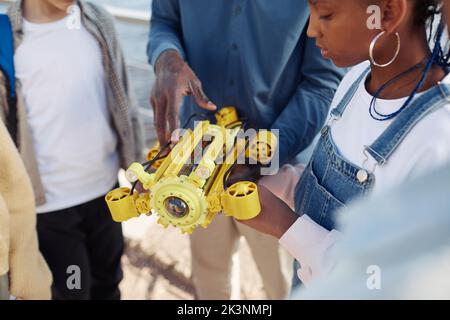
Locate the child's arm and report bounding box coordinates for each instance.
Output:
[0,122,52,299]
[237,184,342,284]
[236,184,299,239]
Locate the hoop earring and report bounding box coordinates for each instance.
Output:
[369,31,401,68]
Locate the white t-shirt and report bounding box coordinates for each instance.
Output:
[15,14,120,213]
[280,61,450,284]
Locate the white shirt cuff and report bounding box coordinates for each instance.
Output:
[279,215,342,283]
[279,215,329,261]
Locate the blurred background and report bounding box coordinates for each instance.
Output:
[0,0,268,300]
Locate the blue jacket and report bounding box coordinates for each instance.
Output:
[147,0,346,165]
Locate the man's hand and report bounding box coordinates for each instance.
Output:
[151,50,217,145]
[236,184,299,239]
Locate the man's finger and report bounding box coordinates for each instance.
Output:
[151,94,168,145]
[166,92,182,141]
[189,80,217,111]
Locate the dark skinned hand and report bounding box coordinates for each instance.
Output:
[236,184,299,239]
[151,50,217,145]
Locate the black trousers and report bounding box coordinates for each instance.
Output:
[36,194,124,300]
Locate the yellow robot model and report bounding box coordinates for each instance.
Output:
[105,107,277,234]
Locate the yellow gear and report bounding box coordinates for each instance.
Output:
[146,142,165,169]
[247,130,278,165]
[135,193,151,215]
[150,176,208,234]
[215,106,239,126]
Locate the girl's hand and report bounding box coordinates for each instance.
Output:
[236,184,299,239]
[227,165,261,186]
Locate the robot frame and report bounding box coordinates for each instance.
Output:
[105,107,277,234]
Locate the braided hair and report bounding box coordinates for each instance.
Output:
[415,0,441,26]
[369,0,449,121]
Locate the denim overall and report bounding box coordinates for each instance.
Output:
[291,67,450,288]
[292,68,450,288]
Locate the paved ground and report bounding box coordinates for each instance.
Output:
[119,215,268,300]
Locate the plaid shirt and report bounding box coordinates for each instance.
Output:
[0,0,141,206]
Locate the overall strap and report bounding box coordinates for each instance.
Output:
[0,14,18,146]
[330,67,371,119]
[366,82,450,165]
